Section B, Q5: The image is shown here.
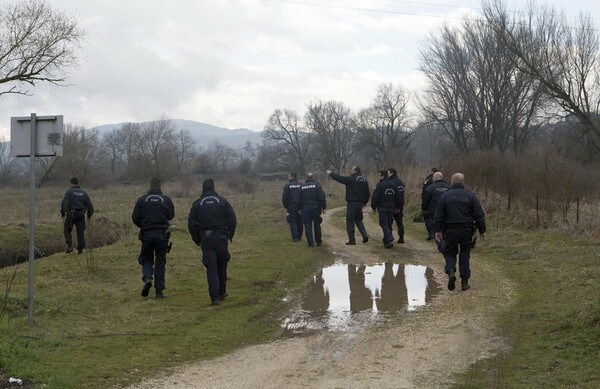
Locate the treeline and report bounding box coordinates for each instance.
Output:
[0,117,254,187]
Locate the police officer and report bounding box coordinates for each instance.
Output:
[188,179,237,306]
[387,167,406,244]
[132,178,175,298]
[422,171,450,241]
[434,173,486,291]
[60,177,94,254]
[299,173,326,247]
[421,167,438,237]
[282,172,303,242]
[421,167,439,199]
[326,166,370,245]
[371,170,402,249]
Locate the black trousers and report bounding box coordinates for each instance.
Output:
[346,202,367,242]
[441,228,473,279]
[200,233,231,301]
[64,211,86,250]
[392,209,404,237]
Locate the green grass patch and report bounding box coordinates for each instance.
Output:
[0,183,333,388]
[453,221,600,388]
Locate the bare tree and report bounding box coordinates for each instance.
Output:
[37,124,100,185]
[136,117,177,179]
[355,83,413,168]
[60,124,100,179]
[207,140,236,171]
[116,122,141,173]
[419,26,471,153]
[0,137,16,184]
[173,128,196,175]
[305,100,356,172]
[483,0,600,158]
[263,108,311,175]
[100,128,123,175]
[419,13,546,155]
[0,0,84,97]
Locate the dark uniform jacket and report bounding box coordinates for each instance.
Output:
[61,185,94,218]
[282,178,303,211]
[132,189,175,231]
[371,178,401,210]
[422,179,450,215]
[300,179,327,211]
[433,183,486,233]
[188,190,237,246]
[388,173,405,209]
[329,172,370,204]
[421,173,434,204]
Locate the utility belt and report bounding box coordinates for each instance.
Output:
[200,229,227,240]
[139,228,167,239]
[445,223,474,230]
[139,228,172,252]
[67,209,86,215]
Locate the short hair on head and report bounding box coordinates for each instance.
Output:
[353,166,361,174]
[431,167,439,173]
[70,177,79,185]
[379,170,388,178]
[150,178,161,190]
[433,171,443,181]
[306,172,314,179]
[290,172,297,179]
[202,179,215,192]
[387,167,397,175]
[451,173,465,185]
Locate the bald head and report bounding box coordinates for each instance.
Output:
[451,173,465,185]
[433,172,443,181]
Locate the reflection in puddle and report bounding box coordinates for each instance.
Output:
[283,263,441,333]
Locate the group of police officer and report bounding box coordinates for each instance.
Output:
[282,166,406,249]
[282,172,327,247]
[283,167,486,292]
[61,165,484,306]
[134,177,236,305]
[62,177,236,306]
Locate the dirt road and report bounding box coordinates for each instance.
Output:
[128,207,513,388]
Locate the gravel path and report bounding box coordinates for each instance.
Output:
[128,207,514,388]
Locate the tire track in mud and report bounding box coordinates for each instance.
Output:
[128,207,514,389]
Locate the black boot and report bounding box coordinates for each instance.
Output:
[447,271,456,291]
[397,235,405,244]
[461,278,470,291]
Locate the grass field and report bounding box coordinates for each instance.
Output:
[0,179,342,388]
[0,174,599,388]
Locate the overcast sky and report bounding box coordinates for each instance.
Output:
[1,0,599,138]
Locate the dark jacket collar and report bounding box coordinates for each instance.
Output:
[451,183,465,189]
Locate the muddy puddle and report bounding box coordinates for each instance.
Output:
[283,262,442,334]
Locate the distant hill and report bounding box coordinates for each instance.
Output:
[91,119,263,149]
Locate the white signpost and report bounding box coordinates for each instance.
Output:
[10,114,63,322]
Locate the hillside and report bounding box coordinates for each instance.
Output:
[91,119,264,149]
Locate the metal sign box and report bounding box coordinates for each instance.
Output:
[10,115,64,157]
